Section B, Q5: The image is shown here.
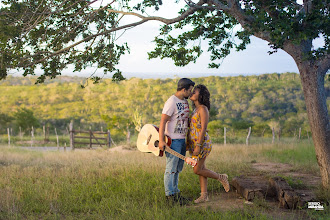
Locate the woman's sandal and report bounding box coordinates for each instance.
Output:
[194,192,209,204]
[218,174,230,192]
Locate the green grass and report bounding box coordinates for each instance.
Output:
[0,142,328,219]
[261,141,319,173]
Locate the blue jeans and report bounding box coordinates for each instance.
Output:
[164,139,186,196]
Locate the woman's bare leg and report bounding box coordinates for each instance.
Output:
[193,157,230,192]
[193,157,218,179]
[199,173,208,193]
[194,160,209,203]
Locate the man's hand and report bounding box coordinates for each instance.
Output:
[159,114,170,152]
[159,140,166,151]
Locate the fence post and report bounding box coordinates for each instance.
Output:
[89,130,92,149]
[19,126,22,140]
[246,127,251,146]
[69,122,75,150]
[126,125,130,145]
[298,127,302,140]
[44,126,49,142]
[43,125,46,140]
[261,128,266,137]
[31,126,34,147]
[55,128,59,150]
[107,130,111,148]
[272,127,275,144]
[7,128,10,146]
[224,127,226,145]
[307,130,310,140]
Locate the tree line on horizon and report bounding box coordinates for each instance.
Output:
[0,72,329,142]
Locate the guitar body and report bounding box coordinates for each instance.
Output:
[137,124,197,167]
[136,124,171,157]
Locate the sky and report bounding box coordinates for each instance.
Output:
[9,0,323,79]
[62,0,306,79]
[114,24,300,79]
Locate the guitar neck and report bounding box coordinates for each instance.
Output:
[164,146,186,161]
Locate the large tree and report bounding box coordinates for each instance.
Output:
[1,0,329,187]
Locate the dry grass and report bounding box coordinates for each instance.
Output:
[0,141,327,219]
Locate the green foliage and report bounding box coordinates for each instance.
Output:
[149,9,241,68]
[0,0,128,83]
[252,122,271,137]
[148,1,329,67]
[0,112,13,132]
[101,114,134,135]
[13,108,39,134]
[208,120,224,136]
[231,119,254,130]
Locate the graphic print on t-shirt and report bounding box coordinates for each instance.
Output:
[174,102,190,134]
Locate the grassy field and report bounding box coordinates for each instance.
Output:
[0,141,329,219]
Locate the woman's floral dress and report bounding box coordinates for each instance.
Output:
[187,108,212,159]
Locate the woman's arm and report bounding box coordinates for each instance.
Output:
[193,105,209,155]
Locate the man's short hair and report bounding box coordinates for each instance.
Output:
[177,78,195,91]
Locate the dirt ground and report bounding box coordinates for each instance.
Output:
[193,162,322,219]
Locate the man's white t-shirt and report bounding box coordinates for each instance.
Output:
[162,95,190,139]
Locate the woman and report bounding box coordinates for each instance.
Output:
[187,84,230,204]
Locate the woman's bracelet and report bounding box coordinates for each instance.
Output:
[192,155,199,161]
[196,143,202,147]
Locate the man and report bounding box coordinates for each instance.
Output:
[159,78,195,205]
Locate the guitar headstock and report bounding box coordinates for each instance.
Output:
[185,157,197,167]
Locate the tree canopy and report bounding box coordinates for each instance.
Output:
[0,0,128,83]
[0,1,328,82]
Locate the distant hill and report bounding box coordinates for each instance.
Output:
[0,73,329,137]
[0,75,87,86]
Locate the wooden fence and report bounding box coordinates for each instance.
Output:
[69,122,111,149]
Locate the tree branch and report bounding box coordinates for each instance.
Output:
[318,54,330,76]
[107,2,201,25]
[21,0,98,36]
[303,0,313,14]
[19,19,147,68]
[208,0,230,11]
[208,0,255,27]
[20,1,206,68]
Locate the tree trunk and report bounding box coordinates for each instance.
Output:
[246,127,251,146]
[261,128,266,137]
[126,125,130,145]
[224,127,226,145]
[298,62,330,189]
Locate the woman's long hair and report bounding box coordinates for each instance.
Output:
[194,84,210,110]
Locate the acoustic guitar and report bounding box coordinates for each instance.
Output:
[137,124,197,167]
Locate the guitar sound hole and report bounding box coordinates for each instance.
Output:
[154,140,159,147]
